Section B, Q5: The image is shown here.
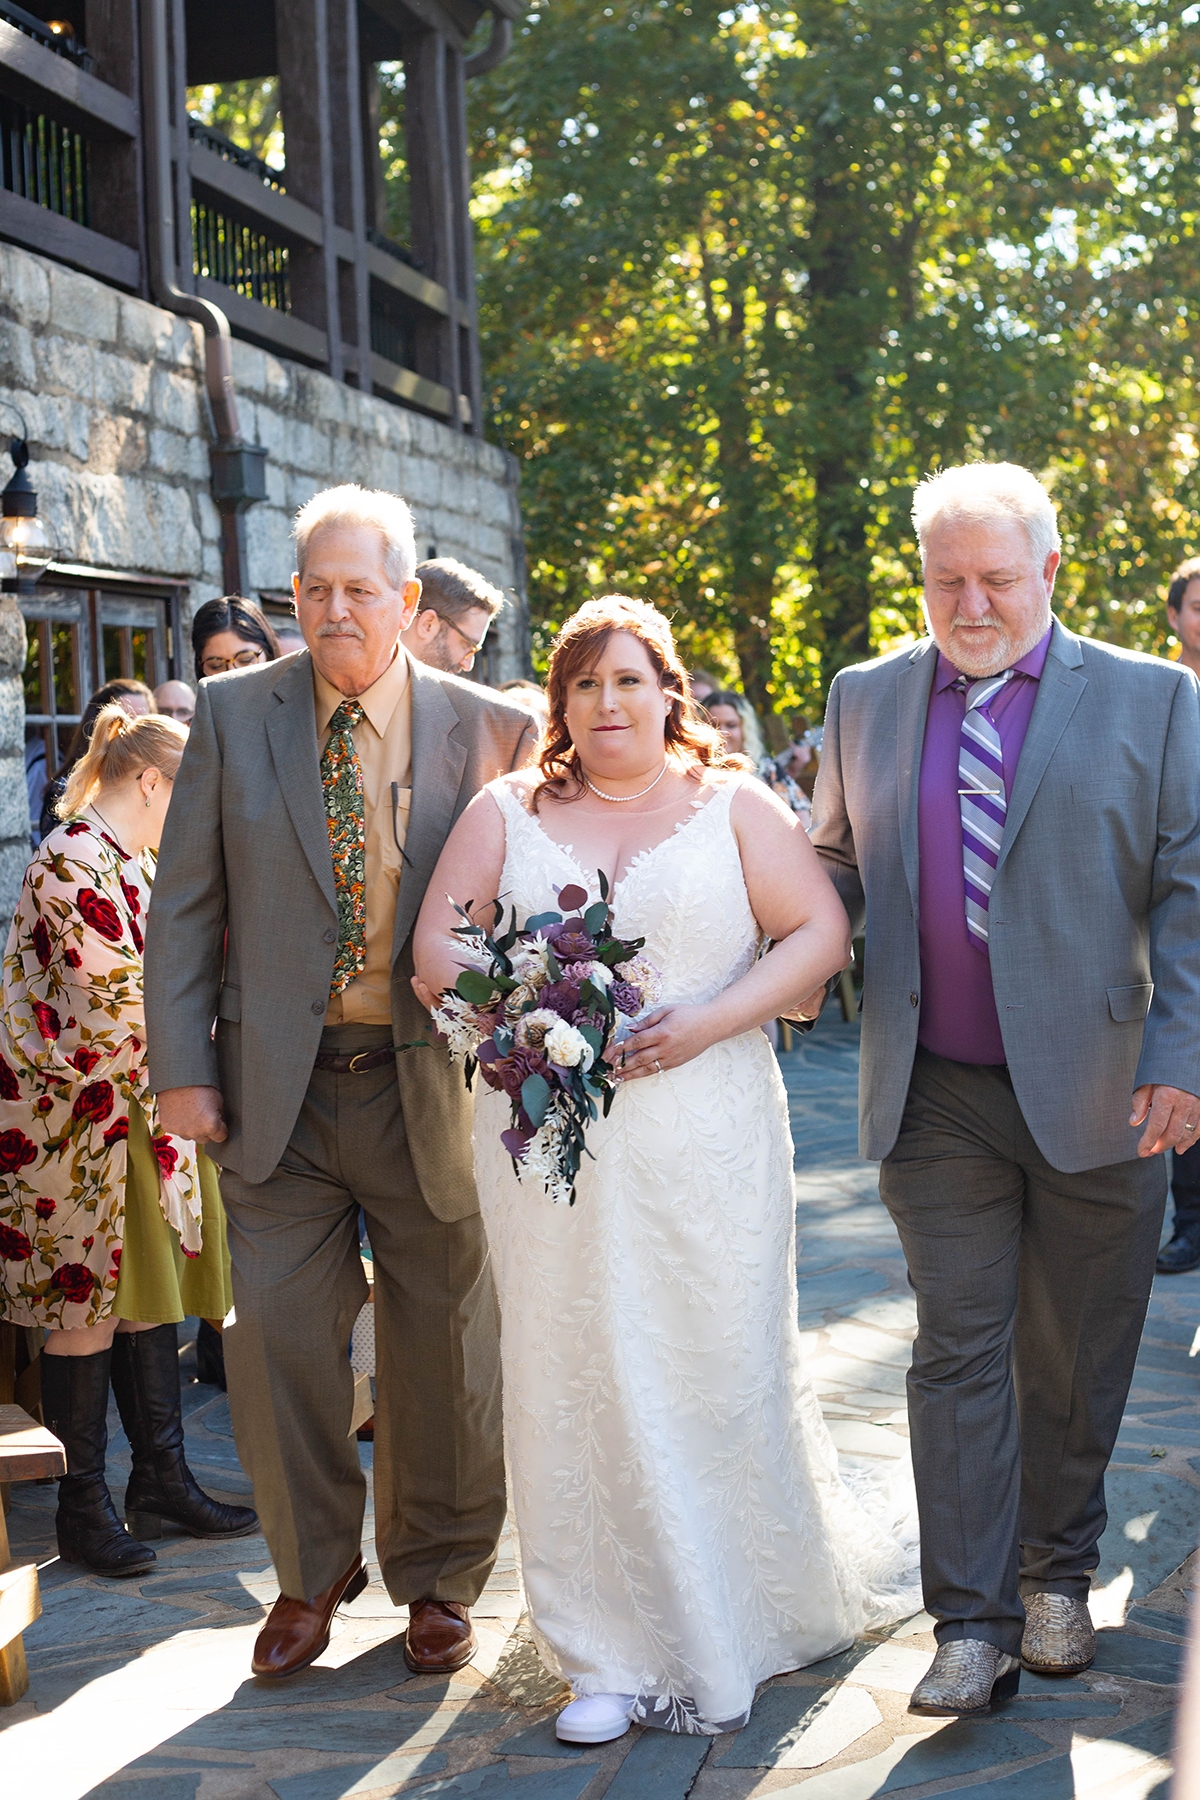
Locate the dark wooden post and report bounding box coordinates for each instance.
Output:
[276,0,343,375]
[445,40,481,434]
[359,54,387,237]
[170,0,193,289]
[405,27,462,424]
[83,0,147,284]
[329,0,372,387]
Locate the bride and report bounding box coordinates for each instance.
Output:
[413,596,918,1744]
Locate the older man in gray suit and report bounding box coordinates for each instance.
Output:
[145,485,536,1680]
[810,462,1200,1715]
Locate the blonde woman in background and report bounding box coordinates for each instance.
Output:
[704,689,766,762]
[0,707,256,1576]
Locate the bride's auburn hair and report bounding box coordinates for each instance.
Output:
[533,595,735,808]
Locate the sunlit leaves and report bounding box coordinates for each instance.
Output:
[466,3,1200,702]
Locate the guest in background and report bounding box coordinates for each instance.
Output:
[763,744,814,829]
[192,595,281,685]
[402,558,505,675]
[0,706,255,1577]
[687,668,720,707]
[38,677,155,844]
[1158,555,1200,1274]
[499,677,549,734]
[153,681,196,728]
[25,739,48,845]
[1167,555,1200,682]
[705,689,766,763]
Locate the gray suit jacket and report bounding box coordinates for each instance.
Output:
[144,649,537,1214]
[810,619,1200,1173]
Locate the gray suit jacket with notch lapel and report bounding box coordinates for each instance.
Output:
[144,648,537,1218]
[809,619,1200,1173]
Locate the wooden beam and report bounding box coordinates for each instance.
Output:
[276,0,343,374]
[444,40,482,433]
[189,141,326,247]
[360,51,387,234]
[0,1563,39,1707]
[405,28,462,422]
[0,1405,66,1484]
[330,0,372,384]
[367,243,450,316]
[371,350,452,416]
[196,277,330,363]
[0,189,140,288]
[360,0,467,54]
[0,1564,39,1643]
[84,0,147,281]
[0,20,137,140]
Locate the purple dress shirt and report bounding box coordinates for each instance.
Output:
[917,628,1052,1064]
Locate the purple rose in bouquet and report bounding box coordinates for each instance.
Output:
[546,922,597,963]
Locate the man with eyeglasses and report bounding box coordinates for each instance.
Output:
[401,559,505,676]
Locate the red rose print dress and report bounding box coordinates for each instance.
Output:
[0,819,202,1328]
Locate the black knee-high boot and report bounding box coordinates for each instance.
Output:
[39,1347,157,1577]
[109,1325,258,1541]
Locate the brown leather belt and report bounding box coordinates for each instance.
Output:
[312,1045,397,1075]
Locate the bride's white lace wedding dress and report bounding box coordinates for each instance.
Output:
[474,774,920,1733]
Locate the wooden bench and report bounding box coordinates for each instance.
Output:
[0,1403,66,1705]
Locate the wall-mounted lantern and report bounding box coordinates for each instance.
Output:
[0,414,56,595]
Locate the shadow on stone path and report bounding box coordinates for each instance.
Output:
[0,1013,1193,1799]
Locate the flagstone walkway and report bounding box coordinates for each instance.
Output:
[2,1015,1195,1800]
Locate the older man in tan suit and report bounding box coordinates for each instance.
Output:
[145,485,536,1679]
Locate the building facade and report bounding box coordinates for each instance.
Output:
[0,0,529,916]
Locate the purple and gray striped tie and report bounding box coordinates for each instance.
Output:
[956,670,1013,949]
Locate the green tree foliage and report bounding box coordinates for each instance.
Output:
[187,79,284,169]
[464,2,1200,720]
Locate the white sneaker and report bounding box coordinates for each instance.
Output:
[556,1692,636,1743]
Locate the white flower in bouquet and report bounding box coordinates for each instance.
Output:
[514,1007,563,1050]
[621,954,663,1010]
[504,941,553,1016]
[544,1020,594,1070]
[434,993,489,1061]
[455,937,492,972]
[510,942,551,986]
[518,1119,574,1206]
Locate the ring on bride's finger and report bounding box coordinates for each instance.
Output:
[653,1058,662,1074]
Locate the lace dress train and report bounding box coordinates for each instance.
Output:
[474,777,919,1733]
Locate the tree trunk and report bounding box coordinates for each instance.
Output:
[805,123,881,693]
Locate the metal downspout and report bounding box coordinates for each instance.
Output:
[141,0,267,597]
[465,10,513,79]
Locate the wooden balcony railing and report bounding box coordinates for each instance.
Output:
[0,0,92,69]
[0,0,496,434]
[0,94,89,228]
[192,195,290,313]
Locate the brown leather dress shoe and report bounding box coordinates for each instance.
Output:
[404,1598,477,1673]
[251,1553,368,1678]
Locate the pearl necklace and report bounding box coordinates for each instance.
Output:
[584,761,669,804]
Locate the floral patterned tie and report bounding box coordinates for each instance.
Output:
[322,700,366,993]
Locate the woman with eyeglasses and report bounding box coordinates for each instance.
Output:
[191,596,281,684]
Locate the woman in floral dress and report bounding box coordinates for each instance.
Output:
[0,706,255,1575]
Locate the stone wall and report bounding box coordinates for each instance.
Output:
[0,240,530,918]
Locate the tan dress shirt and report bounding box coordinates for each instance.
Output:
[314,648,412,1025]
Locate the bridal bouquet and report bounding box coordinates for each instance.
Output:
[432,878,662,1206]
